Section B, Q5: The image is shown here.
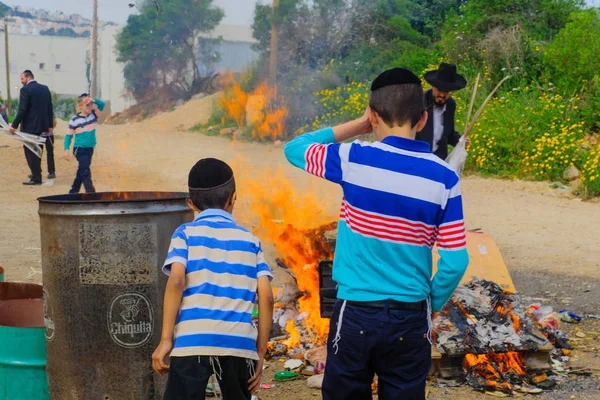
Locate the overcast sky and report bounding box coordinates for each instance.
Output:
[5,0,273,26]
[6,0,598,25]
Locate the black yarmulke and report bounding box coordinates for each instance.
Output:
[371,68,421,91]
[188,158,234,190]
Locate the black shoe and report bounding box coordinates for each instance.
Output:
[48,173,56,179]
[23,180,42,186]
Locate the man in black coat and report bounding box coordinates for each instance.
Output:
[9,70,55,185]
[416,63,467,160]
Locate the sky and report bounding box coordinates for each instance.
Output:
[5,0,273,26]
[5,0,598,26]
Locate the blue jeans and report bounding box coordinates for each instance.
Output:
[322,300,431,400]
[70,147,95,194]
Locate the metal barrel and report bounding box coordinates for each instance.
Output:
[0,282,50,400]
[38,192,194,399]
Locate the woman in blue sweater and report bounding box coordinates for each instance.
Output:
[64,94,105,194]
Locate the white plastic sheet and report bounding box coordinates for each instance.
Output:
[445,136,468,176]
[0,114,46,158]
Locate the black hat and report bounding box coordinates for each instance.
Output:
[371,68,421,91]
[188,158,234,190]
[424,63,467,92]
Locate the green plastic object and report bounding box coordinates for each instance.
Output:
[274,371,298,381]
[0,325,50,399]
[252,307,259,318]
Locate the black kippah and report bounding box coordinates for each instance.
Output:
[188,158,234,190]
[371,68,421,91]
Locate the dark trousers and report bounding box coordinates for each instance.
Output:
[45,135,55,175]
[322,301,431,400]
[23,143,43,183]
[70,147,95,194]
[164,356,254,400]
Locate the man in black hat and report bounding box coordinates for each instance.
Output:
[416,63,467,160]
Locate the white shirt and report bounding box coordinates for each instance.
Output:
[432,104,446,153]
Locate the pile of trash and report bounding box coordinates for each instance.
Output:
[433,280,552,356]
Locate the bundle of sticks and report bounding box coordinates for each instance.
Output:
[0,115,46,158]
[446,74,510,175]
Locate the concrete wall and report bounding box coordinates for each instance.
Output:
[1,24,257,114]
[0,33,88,100]
[98,26,134,114]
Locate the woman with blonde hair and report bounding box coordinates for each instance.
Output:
[64,94,105,194]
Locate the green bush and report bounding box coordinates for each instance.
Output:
[338,40,437,84]
[544,9,600,90]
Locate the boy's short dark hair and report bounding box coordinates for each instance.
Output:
[369,83,424,128]
[188,158,236,211]
[23,70,34,79]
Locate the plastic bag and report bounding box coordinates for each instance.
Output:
[528,303,560,330]
[445,136,468,176]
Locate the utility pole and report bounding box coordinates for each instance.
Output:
[90,0,98,97]
[268,0,280,83]
[4,19,12,115]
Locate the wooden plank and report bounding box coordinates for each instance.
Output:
[432,231,516,294]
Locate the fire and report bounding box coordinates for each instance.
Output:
[497,305,521,334]
[464,352,527,392]
[285,320,301,349]
[234,165,337,344]
[219,80,288,141]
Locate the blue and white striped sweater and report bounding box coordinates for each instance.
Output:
[163,209,272,360]
[284,128,469,312]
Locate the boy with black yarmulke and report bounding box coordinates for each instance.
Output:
[152,158,274,400]
[285,68,470,399]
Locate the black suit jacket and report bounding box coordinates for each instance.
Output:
[415,89,461,160]
[11,81,54,135]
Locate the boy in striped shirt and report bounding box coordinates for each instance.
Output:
[64,94,105,193]
[285,68,469,399]
[152,158,274,400]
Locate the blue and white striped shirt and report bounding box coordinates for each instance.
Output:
[284,128,469,312]
[163,209,272,360]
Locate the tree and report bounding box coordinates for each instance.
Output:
[116,0,224,101]
[545,8,600,89]
[252,0,385,77]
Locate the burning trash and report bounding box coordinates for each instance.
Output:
[432,279,575,394]
[433,280,551,356]
[218,78,288,141]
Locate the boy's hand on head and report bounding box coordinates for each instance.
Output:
[357,107,373,135]
[248,358,264,393]
[152,339,172,376]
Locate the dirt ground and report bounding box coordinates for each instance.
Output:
[1,96,599,398]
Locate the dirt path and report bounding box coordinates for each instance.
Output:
[1,96,599,287]
[1,96,600,398]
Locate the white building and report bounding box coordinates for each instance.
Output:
[1,23,258,114]
[0,33,88,100]
[199,25,258,74]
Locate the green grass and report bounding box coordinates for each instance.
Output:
[189,120,237,137]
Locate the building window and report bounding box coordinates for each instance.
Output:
[39,63,45,70]
[55,64,61,70]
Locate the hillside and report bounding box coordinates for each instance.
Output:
[0,2,115,37]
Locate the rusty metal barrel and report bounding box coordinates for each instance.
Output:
[38,192,194,399]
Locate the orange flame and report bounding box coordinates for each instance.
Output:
[235,165,337,344]
[464,352,527,379]
[219,80,288,141]
[284,320,301,349]
[497,305,521,334]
